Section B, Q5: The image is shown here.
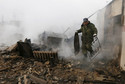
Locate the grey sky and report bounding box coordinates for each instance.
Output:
[0,0,112,41]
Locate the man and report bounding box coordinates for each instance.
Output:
[76,18,98,57]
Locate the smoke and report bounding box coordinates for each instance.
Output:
[0,0,112,46]
[0,22,24,46]
[0,0,118,67]
[58,40,74,58]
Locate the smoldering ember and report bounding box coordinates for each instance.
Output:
[0,0,125,84]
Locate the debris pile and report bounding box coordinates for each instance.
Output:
[0,40,123,84]
[0,49,123,84]
[0,53,87,84]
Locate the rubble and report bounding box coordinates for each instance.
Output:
[0,43,123,84]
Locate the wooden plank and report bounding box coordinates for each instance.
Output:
[84,80,117,84]
[28,74,47,84]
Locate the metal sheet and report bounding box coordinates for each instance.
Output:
[17,42,33,57]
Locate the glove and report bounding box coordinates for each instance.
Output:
[93,34,97,37]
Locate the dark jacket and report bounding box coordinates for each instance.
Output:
[77,22,97,43]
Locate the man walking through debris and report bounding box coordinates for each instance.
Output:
[76,18,98,57]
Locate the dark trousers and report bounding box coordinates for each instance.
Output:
[81,41,93,55]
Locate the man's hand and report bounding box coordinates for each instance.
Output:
[93,34,97,37]
[75,31,78,34]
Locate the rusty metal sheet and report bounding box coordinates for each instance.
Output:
[33,51,58,63]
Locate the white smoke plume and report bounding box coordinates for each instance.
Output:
[0,0,112,46]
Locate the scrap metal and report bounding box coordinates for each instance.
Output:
[33,51,58,63]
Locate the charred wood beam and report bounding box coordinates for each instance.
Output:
[28,74,47,84]
[121,71,125,84]
[83,80,118,84]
